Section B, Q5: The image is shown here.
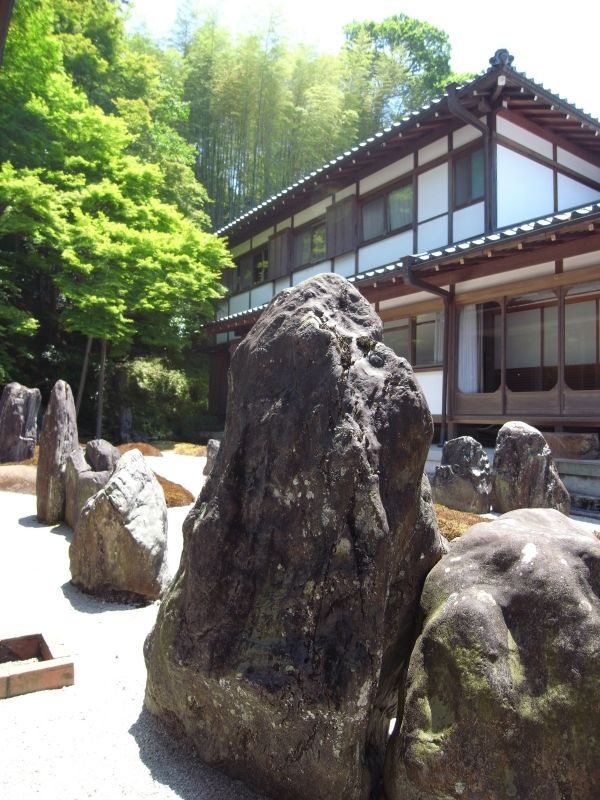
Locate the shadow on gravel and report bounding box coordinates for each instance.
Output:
[60,580,145,615]
[129,706,264,800]
[18,514,73,541]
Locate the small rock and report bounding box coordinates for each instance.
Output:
[85,438,120,472]
[69,449,168,602]
[491,421,570,514]
[431,436,491,514]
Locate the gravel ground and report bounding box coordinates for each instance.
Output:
[1,451,598,800]
[0,458,264,800]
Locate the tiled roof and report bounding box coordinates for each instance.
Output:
[208,201,600,331]
[215,50,600,241]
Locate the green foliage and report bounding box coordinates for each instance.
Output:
[179,12,455,228]
[108,356,210,441]
[0,0,232,390]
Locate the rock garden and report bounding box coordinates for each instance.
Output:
[1,274,599,800]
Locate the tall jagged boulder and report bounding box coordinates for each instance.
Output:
[491,421,570,514]
[385,508,600,800]
[69,449,168,602]
[431,435,491,513]
[36,380,79,523]
[144,273,445,800]
[0,382,41,463]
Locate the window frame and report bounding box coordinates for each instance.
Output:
[360,179,414,244]
[453,145,485,211]
[383,311,444,369]
[292,218,326,269]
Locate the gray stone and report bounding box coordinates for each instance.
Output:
[64,448,110,531]
[36,380,79,524]
[85,438,120,472]
[385,508,600,800]
[431,435,491,513]
[491,421,570,514]
[69,449,168,602]
[144,273,445,800]
[202,438,220,476]
[0,382,41,463]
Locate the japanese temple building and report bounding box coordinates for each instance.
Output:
[206,50,600,441]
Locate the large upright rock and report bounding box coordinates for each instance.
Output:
[431,435,491,513]
[36,380,79,523]
[0,382,41,463]
[385,509,600,800]
[144,274,445,800]
[491,421,570,514]
[69,449,168,602]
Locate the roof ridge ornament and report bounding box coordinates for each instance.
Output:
[490,49,514,67]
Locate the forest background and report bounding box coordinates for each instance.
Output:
[0,0,465,441]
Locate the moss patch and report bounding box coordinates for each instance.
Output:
[434,504,489,540]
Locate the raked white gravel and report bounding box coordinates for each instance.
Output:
[0,459,264,800]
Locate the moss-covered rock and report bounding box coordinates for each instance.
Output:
[385,508,600,800]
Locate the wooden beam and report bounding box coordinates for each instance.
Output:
[454,262,600,306]
[377,297,444,321]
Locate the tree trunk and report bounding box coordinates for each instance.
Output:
[75,335,93,418]
[95,338,107,439]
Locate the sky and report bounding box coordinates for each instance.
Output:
[126,0,600,121]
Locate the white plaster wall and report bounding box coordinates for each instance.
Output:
[557,147,600,183]
[274,276,291,293]
[253,228,273,247]
[335,184,357,201]
[557,174,600,210]
[294,197,332,227]
[564,251,600,271]
[496,116,553,159]
[359,154,413,195]
[229,291,251,314]
[216,333,228,344]
[496,146,554,227]
[334,252,356,277]
[292,261,331,285]
[358,230,413,271]
[418,137,448,166]
[418,216,448,252]
[379,291,433,310]
[216,301,228,319]
[418,163,448,221]
[453,202,485,242]
[231,240,251,257]
[453,125,482,149]
[455,261,555,295]
[276,217,292,231]
[250,282,274,306]
[414,370,443,415]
